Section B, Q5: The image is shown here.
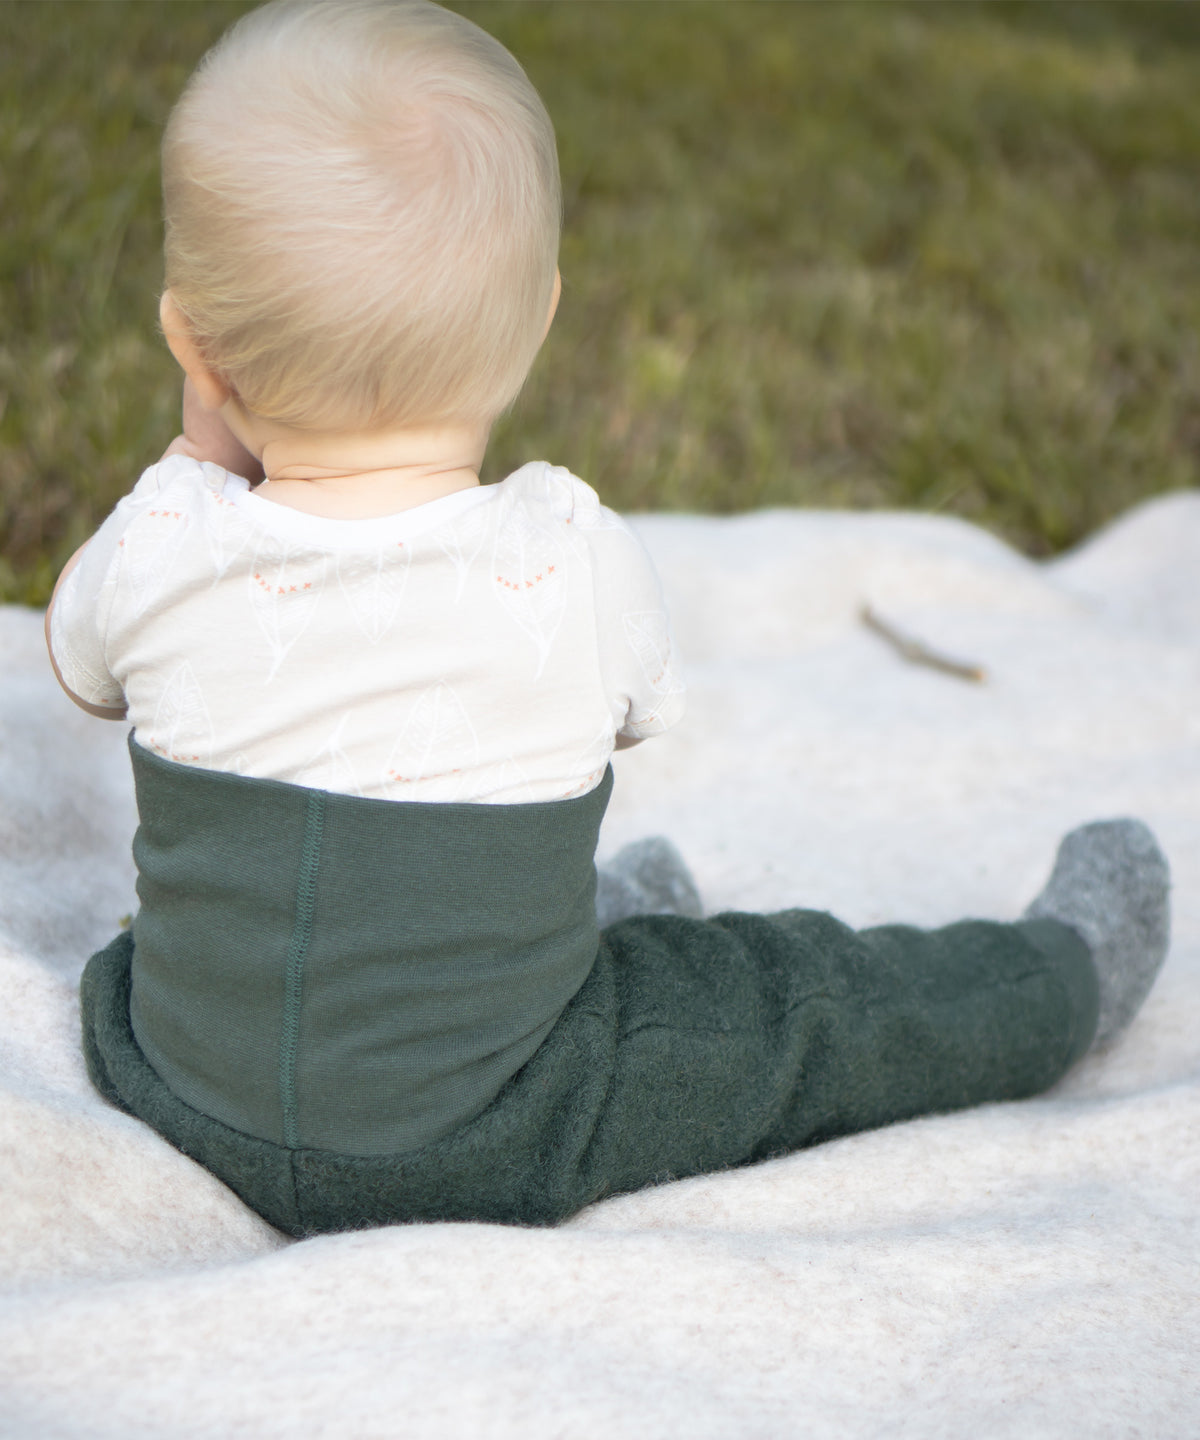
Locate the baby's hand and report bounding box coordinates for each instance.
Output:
[161,378,264,481]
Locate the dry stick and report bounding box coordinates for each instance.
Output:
[860,604,987,684]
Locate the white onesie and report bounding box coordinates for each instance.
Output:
[50,456,685,804]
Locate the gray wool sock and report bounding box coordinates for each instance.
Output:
[1024,818,1171,1050]
[596,836,704,929]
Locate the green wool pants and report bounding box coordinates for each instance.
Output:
[82,906,1098,1236]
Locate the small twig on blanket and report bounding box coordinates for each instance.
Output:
[860,605,987,684]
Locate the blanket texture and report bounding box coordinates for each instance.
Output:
[1,495,1197,1438]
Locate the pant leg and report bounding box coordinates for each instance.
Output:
[519,910,1098,1206]
[753,911,1099,1155]
[82,910,1098,1234]
[303,908,1097,1228]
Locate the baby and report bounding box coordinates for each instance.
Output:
[49,0,1170,1235]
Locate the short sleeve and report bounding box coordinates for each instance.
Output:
[584,505,686,740]
[46,460,176,706]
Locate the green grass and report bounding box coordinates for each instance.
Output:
[3,0,1199,605]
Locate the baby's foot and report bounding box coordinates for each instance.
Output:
[596,836,703,928]
[1024,818,1171,1049]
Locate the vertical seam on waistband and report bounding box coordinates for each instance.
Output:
[280,789,325,1149]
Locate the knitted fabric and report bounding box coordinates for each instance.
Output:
[123,738,611,1155]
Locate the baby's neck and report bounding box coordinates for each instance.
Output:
[236,409,490,519]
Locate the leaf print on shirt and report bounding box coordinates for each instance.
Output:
[145,661,214,766]
[382,682,480,802]
[336,544,410,645]
[50,624,123,706]
[623,610,682,697]
[471,755,535,805]
[561,719,614,798]
[295,713,362,796]
[48,570,124,706]
[203,487,253,582]
[529,463,577,519]
[438,501,491,603]
[551,468,625,534]
[492,499,567,679]
[248,534,326,681]
[119,507,192,617]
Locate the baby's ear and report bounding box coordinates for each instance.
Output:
[542,268,562,342]
[159,290,230,412]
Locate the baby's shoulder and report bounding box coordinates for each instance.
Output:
[121,454,235,516]
[498,461,631,537]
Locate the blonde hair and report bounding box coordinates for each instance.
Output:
[162,0,561,431]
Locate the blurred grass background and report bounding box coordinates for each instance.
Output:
[2,0,1199,606]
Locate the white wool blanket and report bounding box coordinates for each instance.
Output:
[1,497,1197,1438]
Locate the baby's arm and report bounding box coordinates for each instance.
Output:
[44,543,127,720]
[45,375,263,718]
[582,496,686,746]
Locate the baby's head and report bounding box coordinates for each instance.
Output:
[162,0,561,433]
